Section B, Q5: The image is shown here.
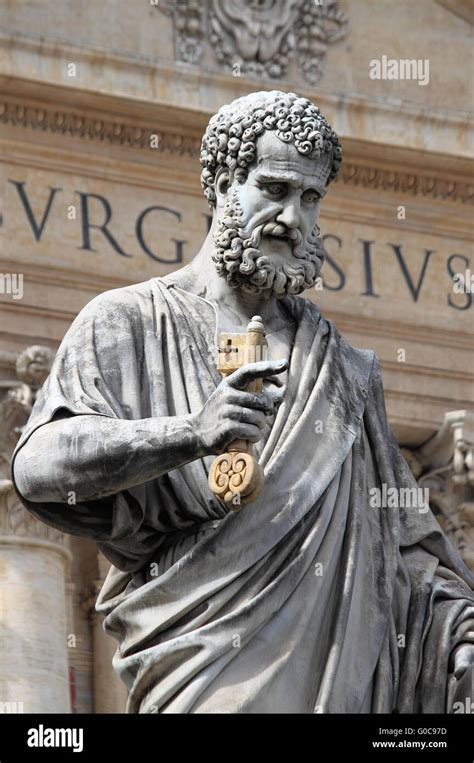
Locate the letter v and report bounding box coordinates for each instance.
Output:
[388,244,434,302]
[8,181,62,241]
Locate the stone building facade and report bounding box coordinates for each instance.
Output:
[0,0,472,713]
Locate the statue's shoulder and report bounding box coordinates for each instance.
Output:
[77,278,165,325]
[292,295,378,386]
[328,315,379,392]
[329,316,376,372]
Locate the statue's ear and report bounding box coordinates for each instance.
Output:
[215,167,232,204]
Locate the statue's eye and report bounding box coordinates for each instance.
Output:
[263,183,286,197]
[302,189,322,204]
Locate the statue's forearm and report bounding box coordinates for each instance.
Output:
[13,360,284,506]
[12,413,205,504]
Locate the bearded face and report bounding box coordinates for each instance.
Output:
[212,190,326,298]
[212,130,330,299]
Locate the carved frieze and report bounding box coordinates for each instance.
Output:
[159,0,349,84]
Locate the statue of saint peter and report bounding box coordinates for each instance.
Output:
[12,91,474,713]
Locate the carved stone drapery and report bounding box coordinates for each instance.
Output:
[159,0,349,84]
[403,410,474,572]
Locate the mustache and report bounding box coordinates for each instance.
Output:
[261,222,302,242]
[242,220,303,250]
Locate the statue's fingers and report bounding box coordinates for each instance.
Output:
[226,405,266,429]
[234,424,263,443]
[230,390,274,413]
[228,359,288,390]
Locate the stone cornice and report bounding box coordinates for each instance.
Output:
[1,93,473,206]
[0,98,199,158]
[338,161,473,204]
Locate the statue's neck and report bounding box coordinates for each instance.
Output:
[184,241,289,331]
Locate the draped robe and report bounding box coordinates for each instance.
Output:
[11,275,474,713]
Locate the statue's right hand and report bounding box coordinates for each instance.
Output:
[194,359,289,455]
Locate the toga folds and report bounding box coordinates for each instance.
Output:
[11,275,474,713]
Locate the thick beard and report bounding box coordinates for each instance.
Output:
[212,192,326,298]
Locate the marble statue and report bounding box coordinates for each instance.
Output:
[11,91,474,713]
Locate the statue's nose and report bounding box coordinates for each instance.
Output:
[276,203,300,230]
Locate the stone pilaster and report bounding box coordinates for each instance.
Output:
[0,345,72,713]
[0,486,72,713]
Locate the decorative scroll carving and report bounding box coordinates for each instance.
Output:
[159,0,206,64]
[159,0,349,84]
[294,0,349,85]
[0,346,54,479]
[0,485,67,545]
[0,382,33,483]
[15,345,55,387]
[210,0,300,80]
[0,345,66,544]
[404,411,474,572]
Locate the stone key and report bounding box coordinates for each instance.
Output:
[208,315,268,511]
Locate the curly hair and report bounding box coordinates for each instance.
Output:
[200,90,342,208]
